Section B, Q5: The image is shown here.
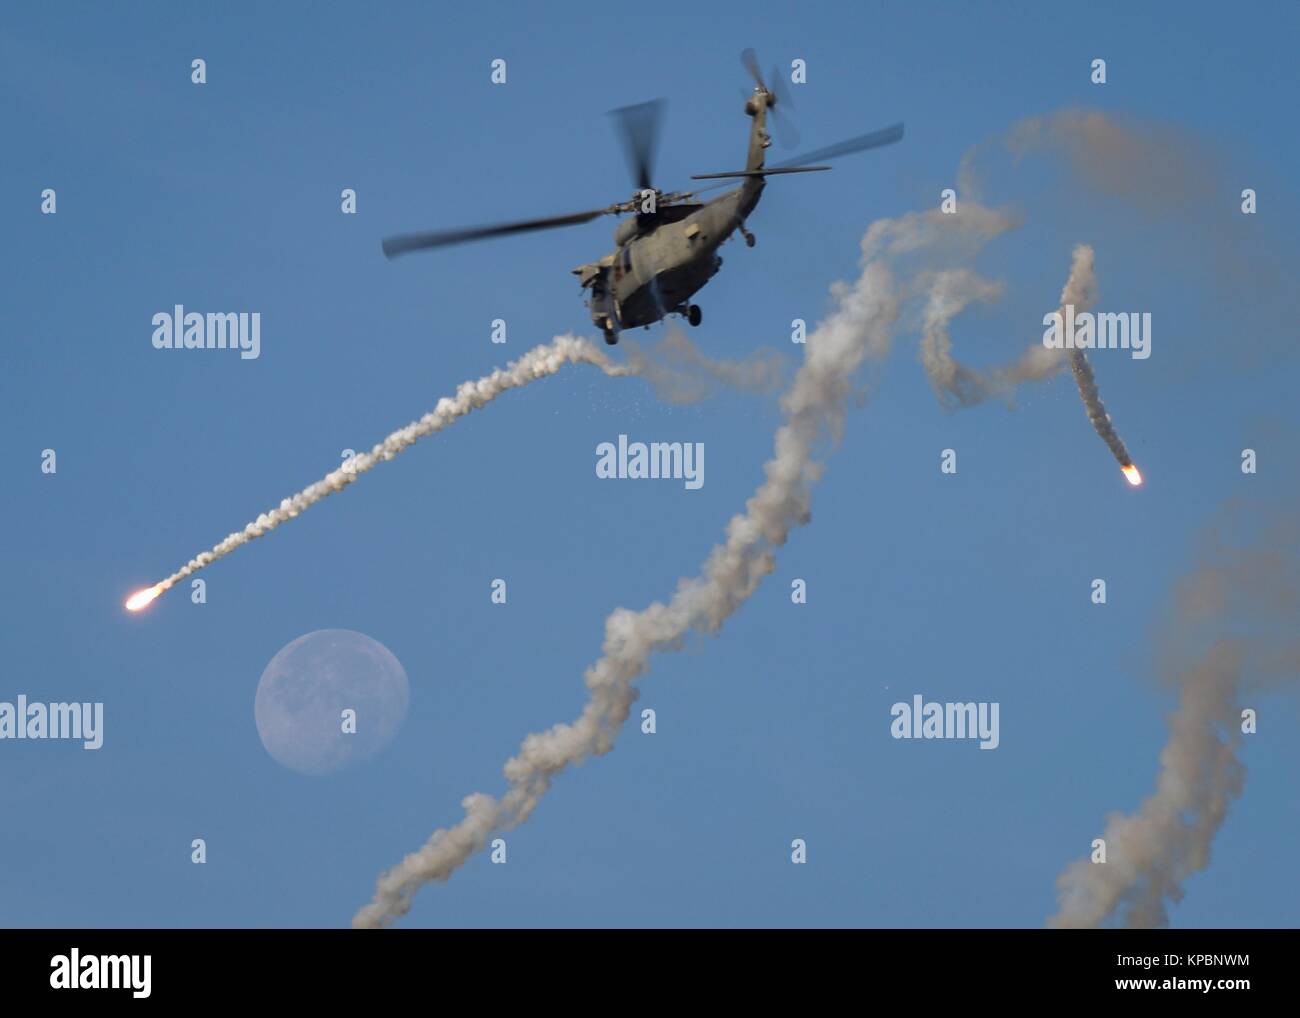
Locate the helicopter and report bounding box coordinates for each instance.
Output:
[381,49,903,345]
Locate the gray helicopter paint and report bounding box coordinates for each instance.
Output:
[578,101,771,337]
[609,181,763,329]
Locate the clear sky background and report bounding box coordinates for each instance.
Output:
[3,1,1298,928]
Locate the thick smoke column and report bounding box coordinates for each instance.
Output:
[352,215,912,928]
[1050,507,1300,927]
[125,337,629,609]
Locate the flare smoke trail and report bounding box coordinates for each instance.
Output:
[918,242,1097,407]
[1050,506,1300,928]
[129,337,630,606]
[623,326,785,404]
[1067,345,1135,472]
[916,238,1139,481]
[352,215,916,929]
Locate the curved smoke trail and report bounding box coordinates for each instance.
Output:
[918,242,1097,407]
[916,241,1139,481]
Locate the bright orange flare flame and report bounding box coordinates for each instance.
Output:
[1122,464,1143,487]
[125,584,163,612]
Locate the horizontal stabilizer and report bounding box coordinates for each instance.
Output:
[689,166,831,181]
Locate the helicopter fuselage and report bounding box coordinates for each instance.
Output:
[574,89,775,343]
[577,180,764,337]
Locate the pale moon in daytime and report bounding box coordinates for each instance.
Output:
[254,629,409,775]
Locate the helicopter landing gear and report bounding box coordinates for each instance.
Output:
[602,326,618,345]
[687,304,702,328]
[741,226,756,248]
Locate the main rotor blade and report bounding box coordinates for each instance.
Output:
[609,98,665,192]
[690,166,829,181]
[773,122,905,169]
[382,208,610,258]
[740,48,765,91]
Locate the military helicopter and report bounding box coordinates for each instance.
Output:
[382,49,903,345]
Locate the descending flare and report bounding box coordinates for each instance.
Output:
[124,585,162,612]
[1122,463,1142,487]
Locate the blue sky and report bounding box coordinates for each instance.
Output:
[2,0,1298,928]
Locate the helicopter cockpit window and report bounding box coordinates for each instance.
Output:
[613,245,631,282]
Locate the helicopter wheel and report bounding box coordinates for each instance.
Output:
[602,327,618,346]
[687,305,702,328]
[744,230,756,248]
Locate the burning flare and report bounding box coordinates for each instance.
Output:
[1122,463,1143,487]
[125,585,163,612]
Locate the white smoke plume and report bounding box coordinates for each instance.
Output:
[909,226,1138,481]
[621,326,785,404]
[918,243,1097,407]
[1050,506,1300,928]
[145,336,630,597]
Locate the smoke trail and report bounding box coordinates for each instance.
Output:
[959,108,1216,215]
[918,243,1097,408]
[622,326,785,404]
[146,336,629,597]
[352,217,908,929]
[1050,506,1300,928]
[914,228,1137,479]
[1067,346,1134,471]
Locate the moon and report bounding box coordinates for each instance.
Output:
[255,629,409,775]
